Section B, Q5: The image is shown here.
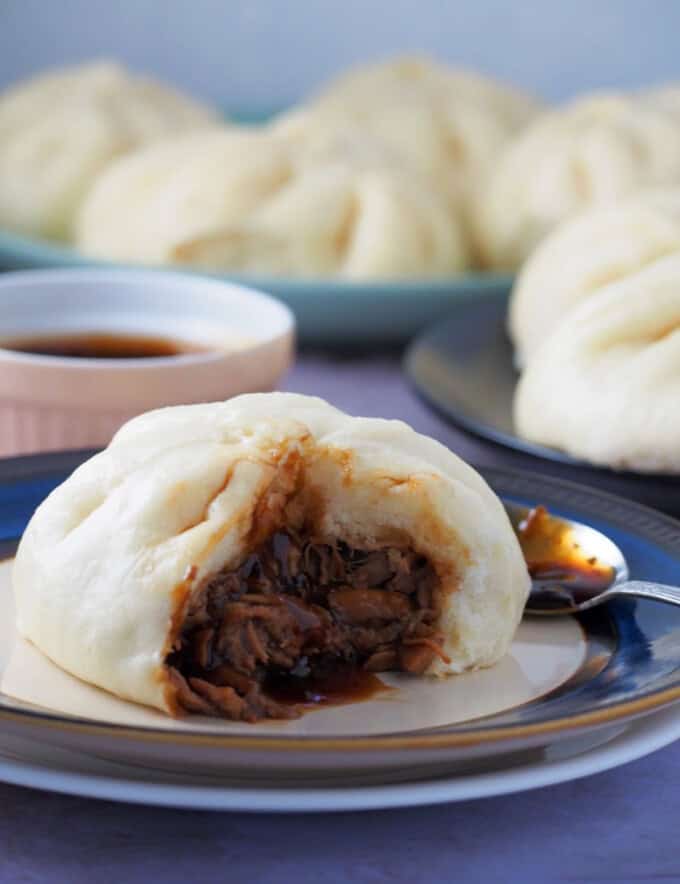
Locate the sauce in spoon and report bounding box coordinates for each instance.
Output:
[515,506,615,609]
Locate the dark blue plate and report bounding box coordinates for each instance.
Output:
[404,291,680,517]
[0,449,679,770]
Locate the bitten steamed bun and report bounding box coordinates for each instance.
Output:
[509,190,680,366]
[0,61,219,240]
[14,393,530,720]
[274,56,541,240]
[514,255,680,473]
[475,94,680,270]
[76,127,468,278]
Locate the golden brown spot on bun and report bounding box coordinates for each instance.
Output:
[317,445,355,486]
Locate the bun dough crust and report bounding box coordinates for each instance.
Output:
[509,190,680,366]
[14,393,529,714]
[0,61,218,239]
[475,94,680,270]
[514,256,680,472]
[76,128,468,278]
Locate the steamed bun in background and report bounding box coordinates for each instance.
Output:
[76,127,469,279]
[508,190,680,366]
[475,94,680,270]
[273,56,542,253]
[514,254,680,473]
[0,61,220,240]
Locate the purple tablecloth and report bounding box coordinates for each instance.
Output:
[1,353,679,884]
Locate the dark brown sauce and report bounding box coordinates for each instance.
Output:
[0,331,209,360]
[264,667,390,710]
[516,505,615,606]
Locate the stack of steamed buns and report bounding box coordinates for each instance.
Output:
[5,54,680,284]
[0,56,538,278]
[5,57,680,281]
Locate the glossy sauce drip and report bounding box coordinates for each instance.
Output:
[0,331,208,359]
[264,667,389,709]
[516,505,615,607]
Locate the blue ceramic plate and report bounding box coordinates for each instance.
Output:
[0,229,512,346]
[0,450,679,776]
[405,291,680,517]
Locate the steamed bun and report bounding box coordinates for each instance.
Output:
[14,393,530,719]
[640,84,680,120]
[274,56,541,239]
[475,94,680,270]
[509,190,680,366]
[0,61,219,240]
[514,254,680,473]
[76,127,469,278]
[303,56,539,126]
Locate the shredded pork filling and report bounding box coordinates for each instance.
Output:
[167,531,444,721]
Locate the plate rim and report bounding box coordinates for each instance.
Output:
[1,451,680,753]
[404,291,680,480]
[1,704,679,811]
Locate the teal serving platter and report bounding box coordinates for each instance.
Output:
[0,229,512,346]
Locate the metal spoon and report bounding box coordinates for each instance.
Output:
[503,503,680,616]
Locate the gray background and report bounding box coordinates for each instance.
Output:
[1,0,677,111]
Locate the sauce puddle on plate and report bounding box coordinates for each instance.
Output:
[265,667,391,711]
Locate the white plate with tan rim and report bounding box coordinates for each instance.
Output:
[1,452,680,783]
[1,698,680,811]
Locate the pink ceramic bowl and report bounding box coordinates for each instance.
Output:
[0,269,295,457]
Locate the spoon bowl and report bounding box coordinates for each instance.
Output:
[504,502,680,616]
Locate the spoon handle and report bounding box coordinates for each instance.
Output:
[609,580,680,607]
